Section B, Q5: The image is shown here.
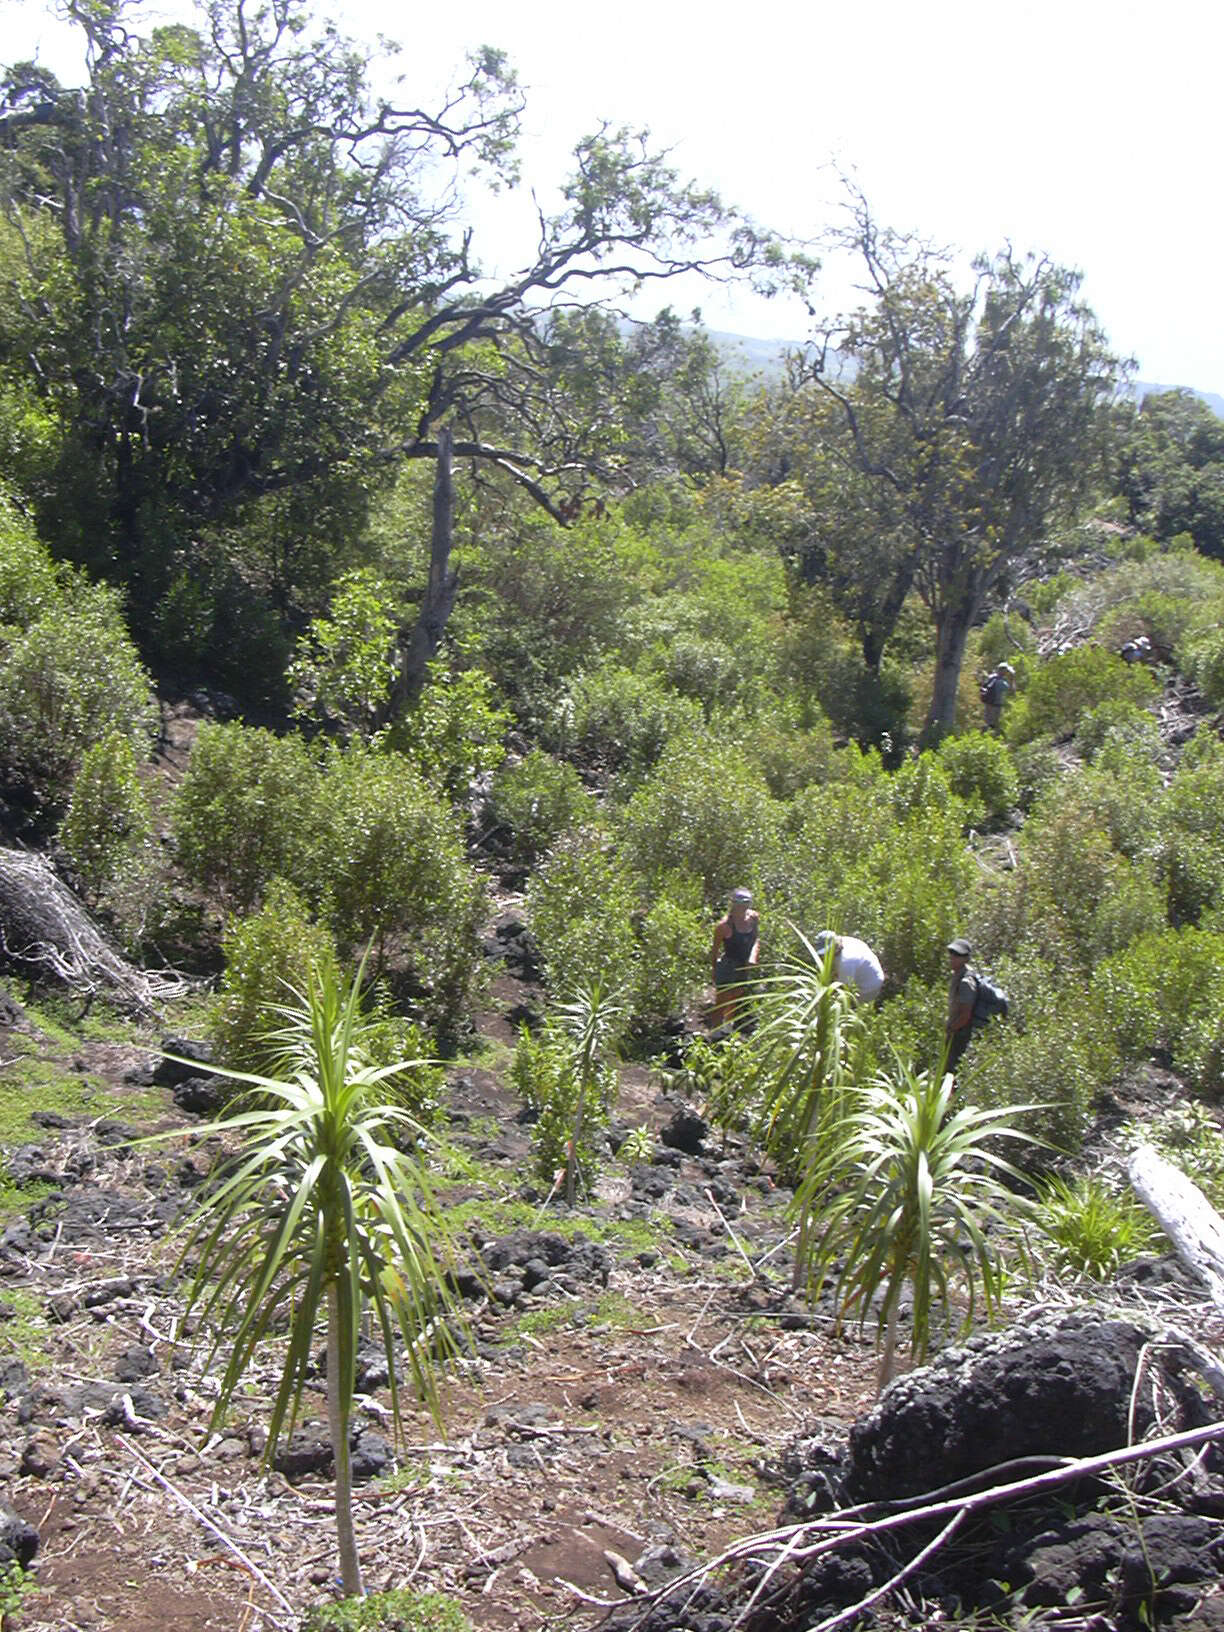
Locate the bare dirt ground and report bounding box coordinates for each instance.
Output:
[0,931,885,1632]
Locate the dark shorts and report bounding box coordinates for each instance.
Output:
[715,958,753,991]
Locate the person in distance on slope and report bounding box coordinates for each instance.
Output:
[812,930,885,1001]
[710,887,760,1031]
[945,936,978,1075]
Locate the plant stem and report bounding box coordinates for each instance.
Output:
[327,1281,363,1599]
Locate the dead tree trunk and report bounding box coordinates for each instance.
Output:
[1128,1142,1224,1311]
[386,426,459,721]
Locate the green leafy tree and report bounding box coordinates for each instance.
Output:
[2,1,780,691]
[58,729,153,901]
[1116,389,1224,560]
[792,187,1121,737]
[178,956,465,1599]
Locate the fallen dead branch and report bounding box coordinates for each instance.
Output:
[595,1419,1224,1632]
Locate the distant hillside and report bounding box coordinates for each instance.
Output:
[706,327,1224,417]
[1132,380,1224,418]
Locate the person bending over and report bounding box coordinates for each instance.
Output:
[711,887,760,1029]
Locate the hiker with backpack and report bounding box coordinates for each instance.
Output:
[944,936,1009,1076]
[979,664,1014,730]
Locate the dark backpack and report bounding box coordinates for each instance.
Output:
[980,674,1005,706]
[971,971,1009,1024]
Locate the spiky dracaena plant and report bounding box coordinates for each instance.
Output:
[552,977,627,1206]
[176,957,464,1599]
[794,1058,1041,1390]
[748,928,864,1284]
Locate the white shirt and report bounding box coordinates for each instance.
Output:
[836,936,885,1001]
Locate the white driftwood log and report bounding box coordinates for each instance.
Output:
[1128,1142,1224,1311]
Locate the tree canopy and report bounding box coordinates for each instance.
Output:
[0,0,783,676]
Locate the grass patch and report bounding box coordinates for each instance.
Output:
[0,1054,166,1143]
[302,1587,473,1631]
[0,1285,56,1377]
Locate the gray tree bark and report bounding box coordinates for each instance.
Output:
[386,426,460,720]
[1128,1143,1224,1311]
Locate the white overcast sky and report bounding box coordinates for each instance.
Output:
[5,0,1221,393]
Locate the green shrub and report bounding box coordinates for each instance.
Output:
[487,750,593,867]
[616,736,780,906]
[1004,645,1158,746]
[1024,573,1076,616]
[1034,1175,1159,1278]
[557,662,702,776]
[1159,740,1224,924]
[311,744,486,1028]
[630,889,709,1030]
[511,1022,615,1192]
[59,730,153,900]
[732,707,839,800]
[288,566,398,735]
[391,661,509,796]
[526,828,637,997]
[0,579,156,813]
[1010,740,1062,812]
[1091,928,1224,1091]
[210,880,341,1077]
[0,498,60,627]
[959,1001,1114,1156]
[1076,698,1162,763]
[935,732,1018,825]
[1178,624,1224,708]
[173,722,321,914]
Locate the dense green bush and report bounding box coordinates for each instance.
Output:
[0,575,156,814]
[59,730,153,901]
[486,750,594,867]
[392,662,509,796]
[1158,736,1224,924]
[173,722,321,914]
[730,704,839,800]
[209,880,341,1076]
[556,662,702,778]
[1010,740,1062,812]
[959,997,1114,1155]
[311,744,486,1027]
[0,498,60,627]
[616,737,780,906]
[1178,624,1224,708]
[1076,698,1162,764]
[1091,927,1224,1092]
[1003,645,1158,745]
[935,732,1018,825]
[630,889,710,1030]
[526,828,638,997]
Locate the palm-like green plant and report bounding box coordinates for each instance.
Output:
[552,977,626,1205]
[1035,1173,1159,1278]
[749,929,863,1285]
[794,1058,1041,1390]
[751,929,864,1165]
[177,957,463,1599]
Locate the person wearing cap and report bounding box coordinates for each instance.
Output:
[945,937,977,1073]
[980,664,1014,730]
[813,931,885,1002]
[711,887,760,1029]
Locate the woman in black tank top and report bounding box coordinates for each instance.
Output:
[711,887,760,1029]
